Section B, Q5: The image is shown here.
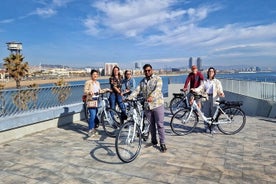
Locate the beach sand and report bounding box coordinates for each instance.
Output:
[0,77,91,89]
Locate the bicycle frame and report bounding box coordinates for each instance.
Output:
[187,99,231,125]
[126,99,149,140]
[96,94,108,120]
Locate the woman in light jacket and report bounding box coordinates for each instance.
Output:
[193,67,224,133]
[83,69,101,137]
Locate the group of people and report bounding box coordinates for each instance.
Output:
[183,65,224,133]
[83,63,224,153]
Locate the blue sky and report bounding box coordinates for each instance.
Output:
[1,0,276,70]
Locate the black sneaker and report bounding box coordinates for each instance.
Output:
[122,113,128,120]
[142,133,149,141]
[152,140,158,146]
[160,144,167,153]
[94,122,99,128]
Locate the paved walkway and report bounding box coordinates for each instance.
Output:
[1,110,275,184]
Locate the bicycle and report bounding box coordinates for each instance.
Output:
[170,93,246,135]
[115,97,151,163]
[169,89,189,115]
[83,89,123,137]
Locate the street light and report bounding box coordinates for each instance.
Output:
[6,42,22,54]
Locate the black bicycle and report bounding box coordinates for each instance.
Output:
[169,89,189,115]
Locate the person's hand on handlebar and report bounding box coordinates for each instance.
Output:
[219,92,225,97]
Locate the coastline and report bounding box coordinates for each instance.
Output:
[0,72,185,89]
[0,77,92,89]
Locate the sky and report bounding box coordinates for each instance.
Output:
[0,0,276,70]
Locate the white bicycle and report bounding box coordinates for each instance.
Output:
[115,97,151,163]
[83,89,123,137]
[170,93,246,135]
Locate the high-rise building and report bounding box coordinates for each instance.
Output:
[196,57,202,71]
[104,63,118,76]
[189,57,193,69]
[134,62,141,69]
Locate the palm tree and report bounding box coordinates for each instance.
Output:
[3,53,29,88]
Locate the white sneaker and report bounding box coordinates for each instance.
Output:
[211,125,219,134]
[204,122,210,133]
[93,129,99,136]
[87,129,93,137]
[211,130,217,134]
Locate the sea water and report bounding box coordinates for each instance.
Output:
[70,72,276,97]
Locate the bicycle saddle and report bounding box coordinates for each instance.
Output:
[218,100,243,106]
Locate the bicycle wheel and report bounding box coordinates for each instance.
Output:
[170,109,198,135]
[115,121,142,163]
[169,97,187,115]
[102,108,122,137]
[217,107,246,135]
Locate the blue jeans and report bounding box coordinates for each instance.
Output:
[109,92,126,115]
[88,108,99,130]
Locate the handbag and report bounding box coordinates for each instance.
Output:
[86,99,98,108]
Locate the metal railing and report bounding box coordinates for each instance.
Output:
[220,79,276,101]
[0,83,110,117]
[0,78,275,118]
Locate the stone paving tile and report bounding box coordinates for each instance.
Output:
[0,112,275,184]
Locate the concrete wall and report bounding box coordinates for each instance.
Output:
[166,84,276,118]
[0,103,86,144]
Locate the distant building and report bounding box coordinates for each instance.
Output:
[104,63,118,76]
[189,57,193,69]
[196,57,202,71]
[172,68,180,72]
[134,62,141,70]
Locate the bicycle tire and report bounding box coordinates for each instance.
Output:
[102,108,122,137]
[217,107,246,135]
[115,121,142,163]
[169,97,187,115]
[170,109,198,135]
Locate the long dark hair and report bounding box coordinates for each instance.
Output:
[111,66,122,78]
[207,67,216,79]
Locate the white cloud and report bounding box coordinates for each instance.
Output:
[52,0,73,7]
[84,0,186,37]
[0,19,14,24]
[83,18,99,35]
[29,0,73,18]
[35,8,57,17]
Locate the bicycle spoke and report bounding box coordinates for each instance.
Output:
[217,107,246,135]
[170,109,198,135]
[115,122,142,163]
